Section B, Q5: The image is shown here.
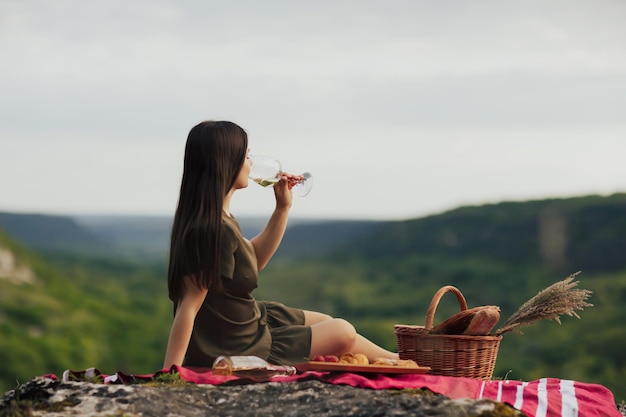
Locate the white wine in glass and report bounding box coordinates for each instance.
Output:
[249,155,313,197]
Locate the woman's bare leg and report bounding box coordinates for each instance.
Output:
[309,318,356,357]
[349,334,398,361]
[303,310,333,326]
[306,312,398,361]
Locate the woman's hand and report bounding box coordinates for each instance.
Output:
[273,172,302,210]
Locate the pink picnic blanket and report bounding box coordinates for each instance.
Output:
[53,366,622,417]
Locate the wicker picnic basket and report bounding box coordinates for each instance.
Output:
[394,285,502,380]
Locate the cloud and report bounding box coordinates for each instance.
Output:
[1,0,626,219]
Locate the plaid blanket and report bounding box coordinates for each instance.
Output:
[53,366,621,417]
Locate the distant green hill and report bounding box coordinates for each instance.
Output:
[339,194,626,273]
[1,193,625,402]
[0,212,111,255]
[0,212,380,260]
[72,215,173,259]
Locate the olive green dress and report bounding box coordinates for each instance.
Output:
[183,215,312,367]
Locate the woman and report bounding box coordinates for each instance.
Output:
[163,120,398,368]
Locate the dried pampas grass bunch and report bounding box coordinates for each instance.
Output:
[494,271,593,336]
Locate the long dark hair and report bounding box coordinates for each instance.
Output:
[168,120,248,302]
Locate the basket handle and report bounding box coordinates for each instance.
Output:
[423,285,468,332]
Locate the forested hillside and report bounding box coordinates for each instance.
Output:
[0,230,171,394]
[1,193,625,401]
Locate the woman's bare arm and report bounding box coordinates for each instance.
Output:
[250,175,297,269]
[163,281,208,368]
[250,206,290,270]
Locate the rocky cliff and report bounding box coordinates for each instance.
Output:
[1,376,525,417]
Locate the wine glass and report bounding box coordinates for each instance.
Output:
[248,155,313,197]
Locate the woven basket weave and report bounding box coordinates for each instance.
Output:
[394,285,502,380]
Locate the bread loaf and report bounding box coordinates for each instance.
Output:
[430,305,500,336]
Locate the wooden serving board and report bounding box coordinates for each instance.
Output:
[295,361,430,374]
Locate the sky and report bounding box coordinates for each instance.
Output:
[1,0,625,220]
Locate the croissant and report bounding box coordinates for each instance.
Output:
[339,352,369,365]
[397,359,419,367]
[373,358,419,367]
[353,353,369,365]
